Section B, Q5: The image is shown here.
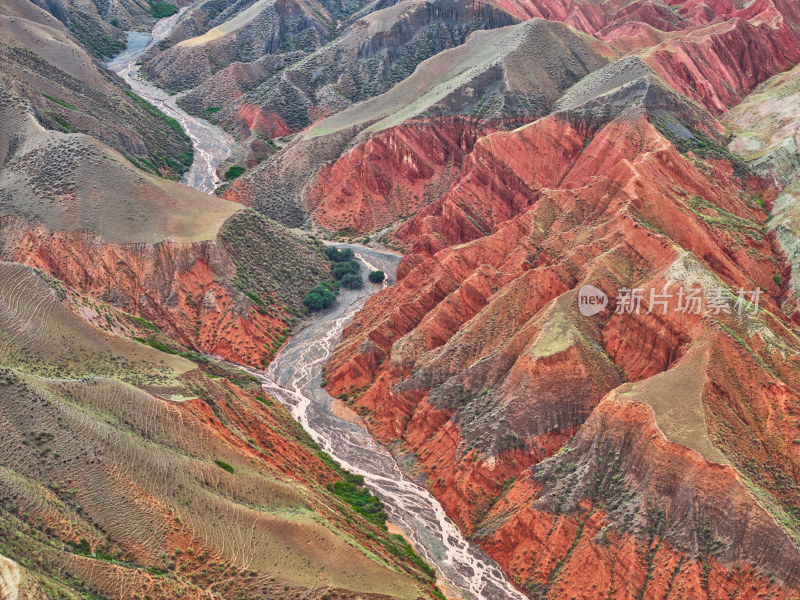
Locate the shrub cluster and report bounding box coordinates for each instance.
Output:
[215,460,235,474]
[149,1,178,18]
[303,284,336,311]
[327,473,388,527]
[368,270,385,283]
[325,247,354,262]
[302,246,371,311]
[224,165,245,180]
[326,247,363,289]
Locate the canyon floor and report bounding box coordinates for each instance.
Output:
[2,0,800,598]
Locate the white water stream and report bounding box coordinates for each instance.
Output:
[105,11,234,193]
[104,16,525,598]
[243,247,526,600]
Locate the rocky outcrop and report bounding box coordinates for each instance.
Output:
[0,212,330,368]
[222,124,359,226]
[303,17,612,139]
[309,118,494,233]
[490,0,799,39]
[322,78,800,593]
[142,0,336,92]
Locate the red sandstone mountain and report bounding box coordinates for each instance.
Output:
[302,0,800,596]
[222,16,613,226]
[0,2,442,597]
[2,0,800,597]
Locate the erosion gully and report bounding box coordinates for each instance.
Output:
[105,16,524,600]
[105,10,234,193]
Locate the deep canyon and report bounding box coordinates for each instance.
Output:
[2,0,800,598]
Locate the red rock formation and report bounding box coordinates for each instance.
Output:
[480,398,800,597]
[323,102,800,594]
[222,178,254,206]
[309,118,495,233]
[0,220,287,367]
[643,5,800,113]
[230,103,292,141]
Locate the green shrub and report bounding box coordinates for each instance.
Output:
[68,538,92,555]
[42,93,77,111]
[204,107,222,114]
[245,291,264,305]
[332,260,360,280]
[368,270,385,283]
[327,475,387,527]
[109,17,119,26]
[224,165,245,180]
[127,314,160,331]
[134,337,178,355]
[123,90,184,137]
[325,247,355,262]
[303,284,335,311]
[215,460,235,474]
[340,272,363,290]
[149,1,178,18]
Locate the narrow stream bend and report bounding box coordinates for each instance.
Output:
[247,247,527,600]
[105,12,235,193]
[105,16,525,599]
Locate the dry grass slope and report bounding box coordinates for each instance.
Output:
[0,262,430,599]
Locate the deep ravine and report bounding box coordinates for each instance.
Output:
[105,15,525,599]
[105,11,235,193]
[244,246,527,600]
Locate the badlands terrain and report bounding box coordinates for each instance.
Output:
[2,0,800,597]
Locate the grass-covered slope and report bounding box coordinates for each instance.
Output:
[305,18,611,138]
[0,262,436,599]
[0,104,239,243]
[219,210,333,314]
[0,0,192,179]
[0,262,193,390]
[0,119,238,245]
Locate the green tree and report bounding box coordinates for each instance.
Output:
[332,260,360,280]
[340,273,363,290]
[368,270,385,283]
[149,1,178,18]
[326,247,355,262]
[303,284,335,311]
[224,165,245,180]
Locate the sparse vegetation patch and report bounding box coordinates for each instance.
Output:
[219,210,332,315]
[42,93,77,111]
[215,460,235,474]
[149,1,178,18]
[224,165,245,180]
[327,473,387,527]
